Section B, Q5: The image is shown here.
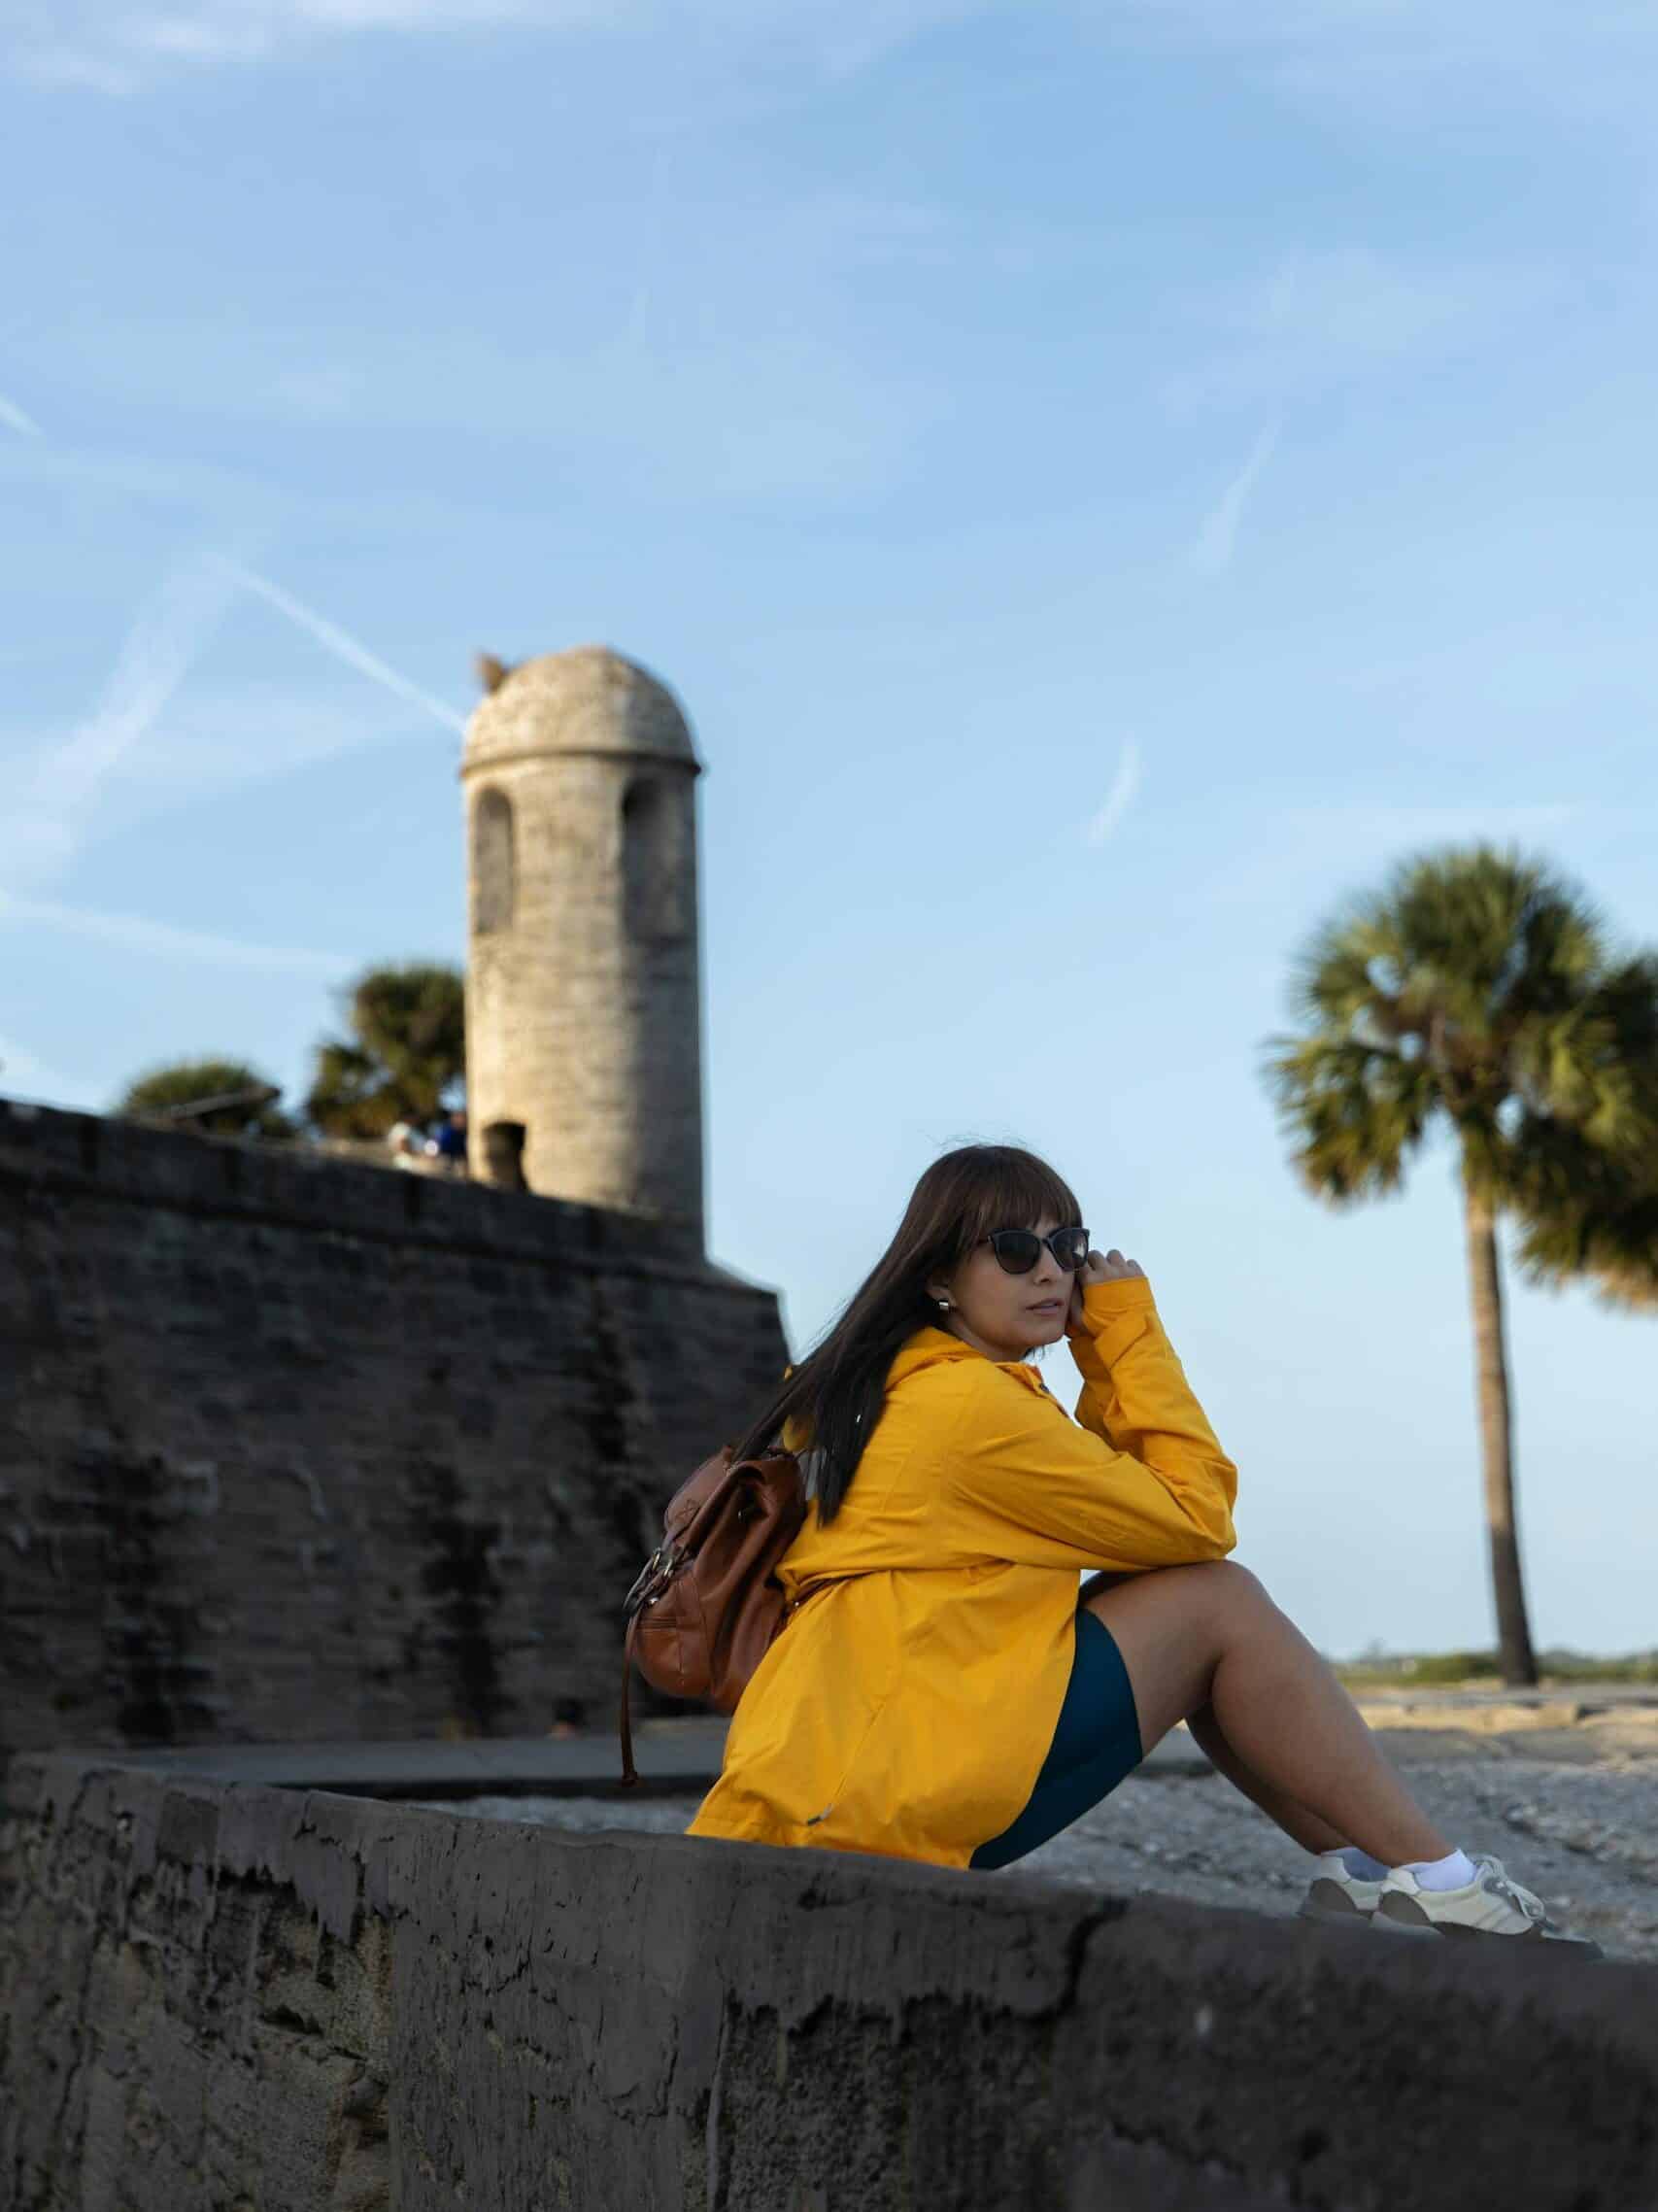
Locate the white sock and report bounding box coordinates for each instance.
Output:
[1335,1845,1389,1882]
[1400,1848,1478,1892]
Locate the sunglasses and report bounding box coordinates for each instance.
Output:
[978,1226,1091,1276]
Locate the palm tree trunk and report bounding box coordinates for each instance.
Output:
[1462,1181,1538,1686]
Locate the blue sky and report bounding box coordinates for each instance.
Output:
[4,1,1655,1656]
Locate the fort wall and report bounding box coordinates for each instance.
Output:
[0,1100,786,1759]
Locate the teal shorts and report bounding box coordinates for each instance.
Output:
[968,1604,1144,1870]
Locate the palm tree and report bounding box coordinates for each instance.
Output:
[1263,845,1658,1685]
[305,962,465,1139]
[117,1058,294,1139]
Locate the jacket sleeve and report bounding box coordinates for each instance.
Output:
[938,1277,1237,1571]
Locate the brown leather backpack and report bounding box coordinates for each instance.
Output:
[619,1441,807,1786]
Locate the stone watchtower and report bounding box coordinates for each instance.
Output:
[460,646,704,1251]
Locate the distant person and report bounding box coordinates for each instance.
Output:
[686,1142,1595,1950]
[432,1107,468,1175]
[386,1120,424,1172]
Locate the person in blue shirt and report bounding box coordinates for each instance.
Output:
[432,1108,468,1174]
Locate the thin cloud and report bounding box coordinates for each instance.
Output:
[1084,740,1143,848]
[1285,800,1584,845]
[1202,800,1589,912]
[0,890,350,976]
[24,305,930,503]
[1191,422,1279,575]
[1,399,462,741]
[11,0,982,96]
[0,683,434,868]
[108,681,423,795]
[223,562,468,735]
[1107,2,1658,137]
[0,398,461,997]
[1164,251,1561,421]
[0,429,290,523]
[0,389,42,436]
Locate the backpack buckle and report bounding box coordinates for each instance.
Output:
[623,1542,683,1616]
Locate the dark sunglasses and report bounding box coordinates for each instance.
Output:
[978,1226,1091,1276]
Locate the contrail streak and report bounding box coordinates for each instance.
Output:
[0,389,42,436]
[1,407,463,739]
[1192,420,1280,575]
[0,398,460,1086]
[222,561,468,735]
[44,557,237,811]
[1085,739,1143,847]
[10,553,240,885]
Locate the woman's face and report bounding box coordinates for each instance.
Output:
[925,1212,1073,1365]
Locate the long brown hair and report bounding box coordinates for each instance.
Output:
[731,1142,1083,1525]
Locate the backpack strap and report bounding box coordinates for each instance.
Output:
[619,1609,645,1787]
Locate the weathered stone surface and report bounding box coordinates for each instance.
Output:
[3,1750,1655,2212]
[461,646,704,1240]
[0,1100,785,1759]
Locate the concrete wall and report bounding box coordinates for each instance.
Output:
[3,1749,1655,2212]
[0,1100,786,1759]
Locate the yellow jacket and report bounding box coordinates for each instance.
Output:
[685,1276,1237,1869]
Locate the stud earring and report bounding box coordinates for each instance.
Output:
[936,1297,950,1310]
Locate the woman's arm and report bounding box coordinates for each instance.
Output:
[1069,1274,1212,1453]
[938,1276,1237,1571]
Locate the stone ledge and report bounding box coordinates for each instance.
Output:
[19,1727,729,1802]
[3,1748,1654,2211]
[0,1097,756,1286]
[19,1719,1214,1804]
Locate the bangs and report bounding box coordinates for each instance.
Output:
[945,1147,1083,1263]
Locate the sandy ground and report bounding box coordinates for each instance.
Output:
[422,1717,1658,1965]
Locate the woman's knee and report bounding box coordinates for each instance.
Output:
[1191,1560,1281,1630]
[1086,1558,1272,1632]
[1204,1559,1271,1606]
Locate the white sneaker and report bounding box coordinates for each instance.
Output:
[1373,1854,1601,1956]
[1298,1851,1386,1924]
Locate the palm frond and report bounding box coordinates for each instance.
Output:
[1505,1116,1658,1310]
[1261,1032,1434,1203]
[1263,843,1658,1297]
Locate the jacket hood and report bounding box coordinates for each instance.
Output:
[885,1323,1049,1398]
[783,1328,1052,1454]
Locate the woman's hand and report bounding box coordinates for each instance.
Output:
[1066,1247,1145,1332]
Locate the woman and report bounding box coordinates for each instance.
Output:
[687,1143,1589,1946]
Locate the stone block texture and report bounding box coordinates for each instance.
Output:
[4,1751,1656,2212]
[461,646,704,1242]
[0,1101,786,1758]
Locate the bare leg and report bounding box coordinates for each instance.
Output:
[1080,1572,1349,1855]
[1085,1562,1449,1869]
[1183,1704,1349,1855]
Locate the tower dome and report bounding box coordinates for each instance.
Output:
[463,645,698,772]
[460,644,705,1246]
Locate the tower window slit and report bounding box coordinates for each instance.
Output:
[622,778,688,941]
[473,787,515,934]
